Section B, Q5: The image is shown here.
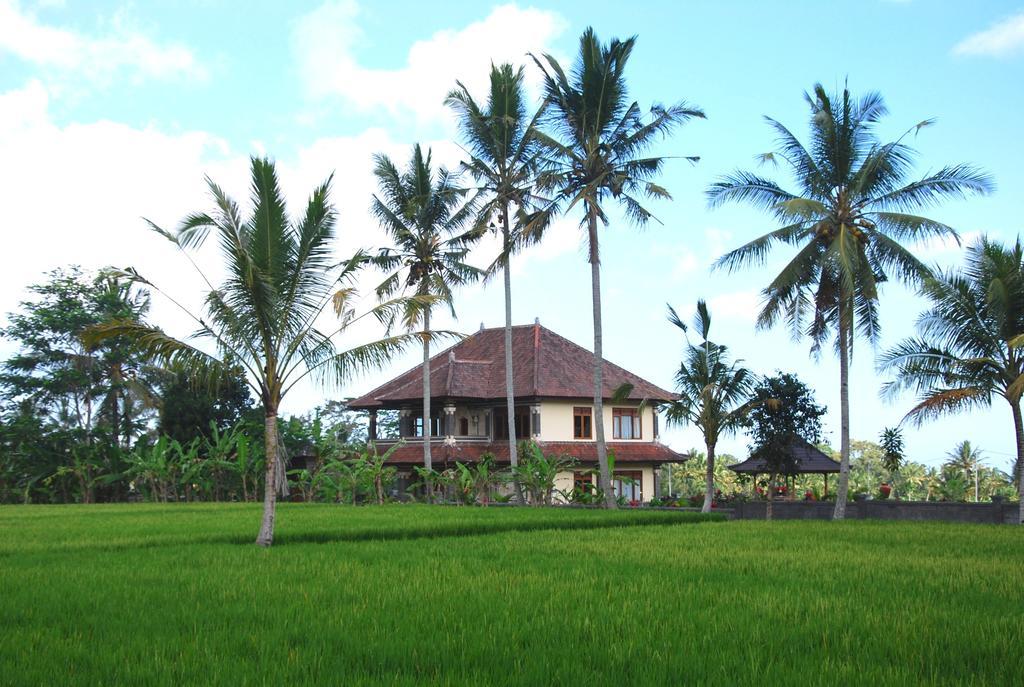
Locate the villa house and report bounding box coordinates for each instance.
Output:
[347,320,686,503]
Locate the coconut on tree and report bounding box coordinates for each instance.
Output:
[86,157,419,545]
[882,237,1023,521]
[370,144,482,496]
[709,84,993,519]
[532,27,705,506]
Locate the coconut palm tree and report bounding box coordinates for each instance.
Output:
[709,84,993,519]
[665,300,756,512]
[944,440,984,502]
[445,64,554,501]
[371,144,482,487]
[882,237,1023,521]
[86,157,418,545]
[532,27,705,506]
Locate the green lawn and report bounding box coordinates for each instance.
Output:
[1,505,1021,686]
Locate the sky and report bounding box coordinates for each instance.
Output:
[1,0,1022,472]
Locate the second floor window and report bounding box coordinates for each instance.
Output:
[573,407,592,439]
[494,407,531,440]
[612,408,640,440]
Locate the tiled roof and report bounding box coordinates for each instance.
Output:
[728,439,841,474]
[349,323,676,408]
[367,440,687,465]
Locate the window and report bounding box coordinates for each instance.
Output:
[612,471,643,501]
[413,413,441,438]
[612,408,641,439]
[573,407,592,439]
[573,472,594,494]
[494,407,531,440]
[458,417,469,436]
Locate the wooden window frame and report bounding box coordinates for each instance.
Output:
[573,406,593,440]
[612,408,641,440]
[612,470,643,502]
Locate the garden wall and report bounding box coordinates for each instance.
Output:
[728,500,1020,524]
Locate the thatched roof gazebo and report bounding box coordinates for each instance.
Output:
[728,439,841,497]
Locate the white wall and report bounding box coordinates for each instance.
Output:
[539,401,657,442]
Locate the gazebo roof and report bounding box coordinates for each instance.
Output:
[728,439,840,475]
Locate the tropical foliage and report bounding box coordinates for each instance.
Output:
[665,300,756,512]
[84,157,420,545]
[532,27,704,506]
[882,237,1024,521]
[371,144,482,487]
[710,84,993,518]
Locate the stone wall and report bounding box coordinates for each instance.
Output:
[729,499,1020,524]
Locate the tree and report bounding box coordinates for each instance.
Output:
[881,237,1024,521]
[744,373,826,519]
[710,83,993,519]
[371,144,482,493]
[158,366,253,445]
[532,27,705,506]
[86,156,418,545]
[445,63,554,503]
[944,440,984,502]
[879,426,905,496]
[665,300,756,512]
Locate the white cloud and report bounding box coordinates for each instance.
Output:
[953,11,1024,58]
[291,1,566,124]
[707,290,762,323]
[0,0,206,85]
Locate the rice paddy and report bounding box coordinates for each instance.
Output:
[1,504,1021,686]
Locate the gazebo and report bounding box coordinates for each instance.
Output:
[728,439,841,497]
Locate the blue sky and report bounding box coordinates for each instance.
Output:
[1,0,1022,471]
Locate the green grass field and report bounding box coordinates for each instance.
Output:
[1,504,1021,686]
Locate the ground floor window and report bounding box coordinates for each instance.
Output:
[612,471,643,502]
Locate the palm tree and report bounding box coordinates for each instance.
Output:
[665,300,756,512]
[944,440,984,502]
[371,144,482,489]
[882,237,1023,520]
[709,84,993,519]
[86,157,418,545]
[445,64,554,502]
[532,27,705,506]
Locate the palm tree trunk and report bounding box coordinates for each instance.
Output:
[832,312,852,520]
[702,442,716,513]
[422,308,433,502]
[256,410,278,547]
[1012,400,1024,525]
[766,472,775,521]
[501,213,523,505]
[586,210,613,508]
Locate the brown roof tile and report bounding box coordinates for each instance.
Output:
[349,323,676,408]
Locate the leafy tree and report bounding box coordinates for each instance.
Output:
[446,63,553,502]
[745,373,826,518]
[158,367,252,445]
[532,27,704,506]
[882,237,1024,522]
[665,300,756,512]
[370,144,482,489]
[86,157,418,545]
[710,84,993,519]
[1,268,157,450]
